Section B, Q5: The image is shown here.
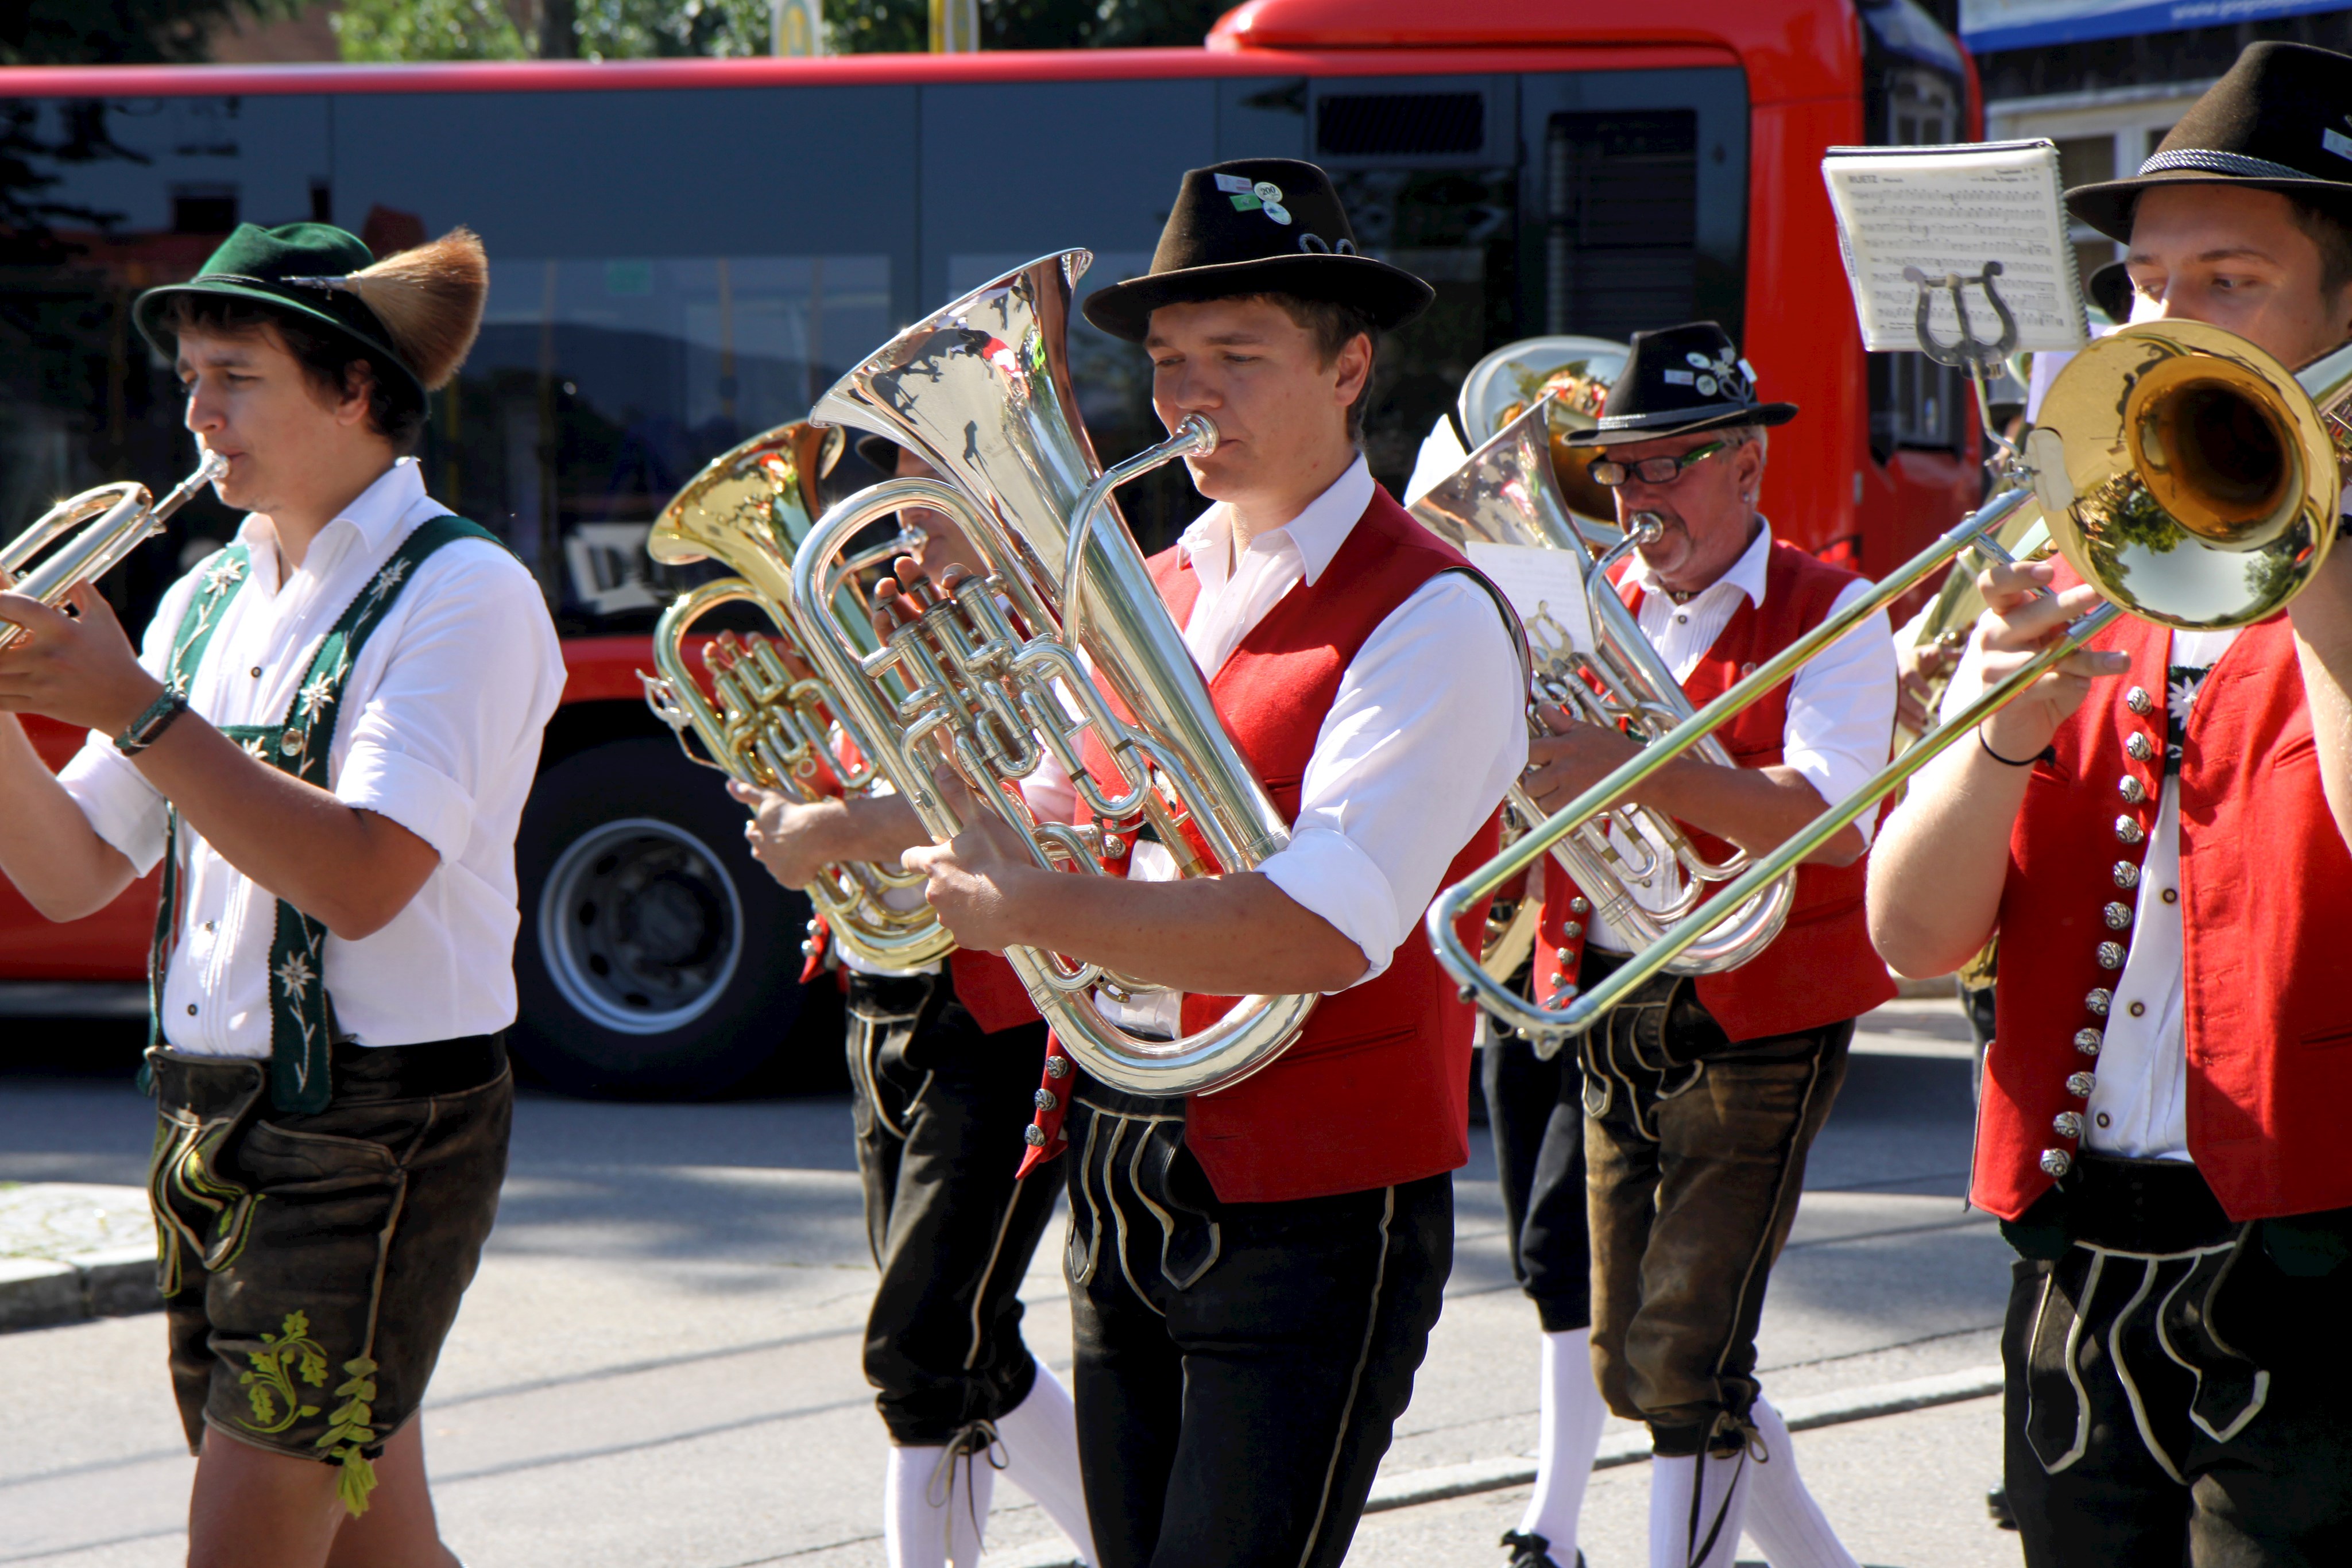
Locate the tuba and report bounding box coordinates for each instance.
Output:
[1410,397,1794,1001]
[640,421,955,971]
[1,452,227,651]
[786,250,1316,1095]
[1432,318,2352,1040]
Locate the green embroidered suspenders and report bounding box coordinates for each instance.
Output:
[146,516,504,1113]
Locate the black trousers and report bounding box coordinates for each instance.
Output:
[2001,1155,2352,1566]
[1062,1079,1453,1568]
[1483,1030,1592,1333]
[848,970,1058,1446]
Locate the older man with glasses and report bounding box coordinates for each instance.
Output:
[1509,322,1898,1568]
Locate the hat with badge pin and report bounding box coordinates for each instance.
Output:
[2065,41,2352,243]
[1081,158,1434,342]
[1577,321,1797,446]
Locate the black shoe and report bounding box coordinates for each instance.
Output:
[1499,1531,1586,1568]
[1987,1481,2018,1530]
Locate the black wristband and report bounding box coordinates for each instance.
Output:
[1976,724,2055,768]
[115,688,189,756]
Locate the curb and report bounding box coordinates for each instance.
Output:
[0,1246,160,1332]
[981,1364,2003,1568]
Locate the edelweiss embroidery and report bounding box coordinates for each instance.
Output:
[363,557,410,608]
[273,950,317,1001]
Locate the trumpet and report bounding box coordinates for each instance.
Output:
[640,421,954,971]
[1432,318,2352,1039]
[786,250,1316,1097]
[0,452,228,650]
[1410,398,1795,986]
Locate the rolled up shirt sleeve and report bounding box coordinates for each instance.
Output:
[56,566,203,876]
[333,547,563,863]
[1256,571,1529,988]
[1782,577,1897,846]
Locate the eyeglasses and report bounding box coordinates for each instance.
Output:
[1587,439,1732,489]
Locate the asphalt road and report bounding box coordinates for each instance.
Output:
[0,998,2022,1567]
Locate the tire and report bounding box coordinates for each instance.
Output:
[512,738,809,1097]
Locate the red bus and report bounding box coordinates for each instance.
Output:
[0,0,1978,1093]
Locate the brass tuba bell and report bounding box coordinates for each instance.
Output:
[640,420,954,971]
[786,250,1317,1096]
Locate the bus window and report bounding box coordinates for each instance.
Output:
[428,253,893,624]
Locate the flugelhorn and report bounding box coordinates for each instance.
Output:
[0,452,228,651]
[787,250,1316,1096]
[1432,318,2352,1039]
[1410,398,1794,989]
[640,421,954,971]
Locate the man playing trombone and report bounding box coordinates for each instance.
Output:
[1870,42,2352,1564]
[1517,323,1894,1568]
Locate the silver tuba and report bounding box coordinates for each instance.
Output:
[1409,397,1794,1011]
[784,250,1316,1095]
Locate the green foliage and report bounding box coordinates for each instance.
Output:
[335,0,529,60]
[0,0,310,64]
[823,0,1233,53]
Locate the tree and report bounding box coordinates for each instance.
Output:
[0,0,310,64]
[823,0,1234,51]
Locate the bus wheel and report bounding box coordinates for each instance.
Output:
[512,738,804,1097]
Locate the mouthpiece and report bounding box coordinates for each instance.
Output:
[1175,412,1220,456]
[1628,511,1666,546]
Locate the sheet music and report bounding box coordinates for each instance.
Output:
[1465,541,1595,657]
[1822,141,2089,353]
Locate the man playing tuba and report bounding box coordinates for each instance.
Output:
[1514,323,1895,1568]
[893,158,1527,1568]
[1870,41,2352,1563]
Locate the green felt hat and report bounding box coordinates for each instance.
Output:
[133,222,426,403]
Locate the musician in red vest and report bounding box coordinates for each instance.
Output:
[1515,323,1896,1568]
[736,432,1093,1568]
[1870,42,2352,1566]
[886,159,1526,1568]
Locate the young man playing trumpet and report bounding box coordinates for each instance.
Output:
[0,222,559,1566]
[1870,41,2352,1565]
[873,158,1529,1568]
[1516,323,1894,1568]
[737,433,1096,1568]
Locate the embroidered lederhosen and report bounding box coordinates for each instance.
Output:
[140,517,502,1513]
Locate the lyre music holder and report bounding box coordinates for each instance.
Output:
[1904,261,2022,469]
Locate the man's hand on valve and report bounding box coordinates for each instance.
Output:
[1519,706,1647,816]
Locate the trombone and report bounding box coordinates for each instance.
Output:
[1431,317,2352,1039]
[0,452,228,650]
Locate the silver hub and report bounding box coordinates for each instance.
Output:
[537,816,744,1036]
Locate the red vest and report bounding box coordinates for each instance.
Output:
[1019,486,1506,1203]
[1978,594,2352,1223]
[947,951,1040,1033]
[1534,540,1895,1040]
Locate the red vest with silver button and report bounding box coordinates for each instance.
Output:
[1977,589,2352,1223]
[1017,486,1504,1203]
[1533,539,1896,1040]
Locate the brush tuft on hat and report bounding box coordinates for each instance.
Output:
[289,227,486,392]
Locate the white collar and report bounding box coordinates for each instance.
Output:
[1178,454,1375,590]
[232,459,435,590]
[1623,514,1774,609]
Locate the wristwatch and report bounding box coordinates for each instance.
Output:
[115,688,190,756]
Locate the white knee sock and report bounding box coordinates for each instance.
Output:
[993,1364,1097,1566]
[884,1441,995,1568]
[1740,1398,1858,1568]
[1647,1448,1751,1568]
[1515,1328,1610,1559]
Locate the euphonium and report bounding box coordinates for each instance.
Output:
[640,420,954,971]
[1410,398,1794,993]
[786,250,1316,1096]
[1432,318,2352,1040]
[0,452,227,651]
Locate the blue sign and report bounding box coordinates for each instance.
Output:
[1962,0,2351,53]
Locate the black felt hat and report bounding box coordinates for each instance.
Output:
[1081,158,1434,342]
[1580,322,1797,447]
[2067,42,2352,243]
[2087,259,2133,324]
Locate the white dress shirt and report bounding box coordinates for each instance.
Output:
[1025,455,1526,1024]
[59,458,566,1056]
[2079,626,2239,1163]
[1585,519,1896,950]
